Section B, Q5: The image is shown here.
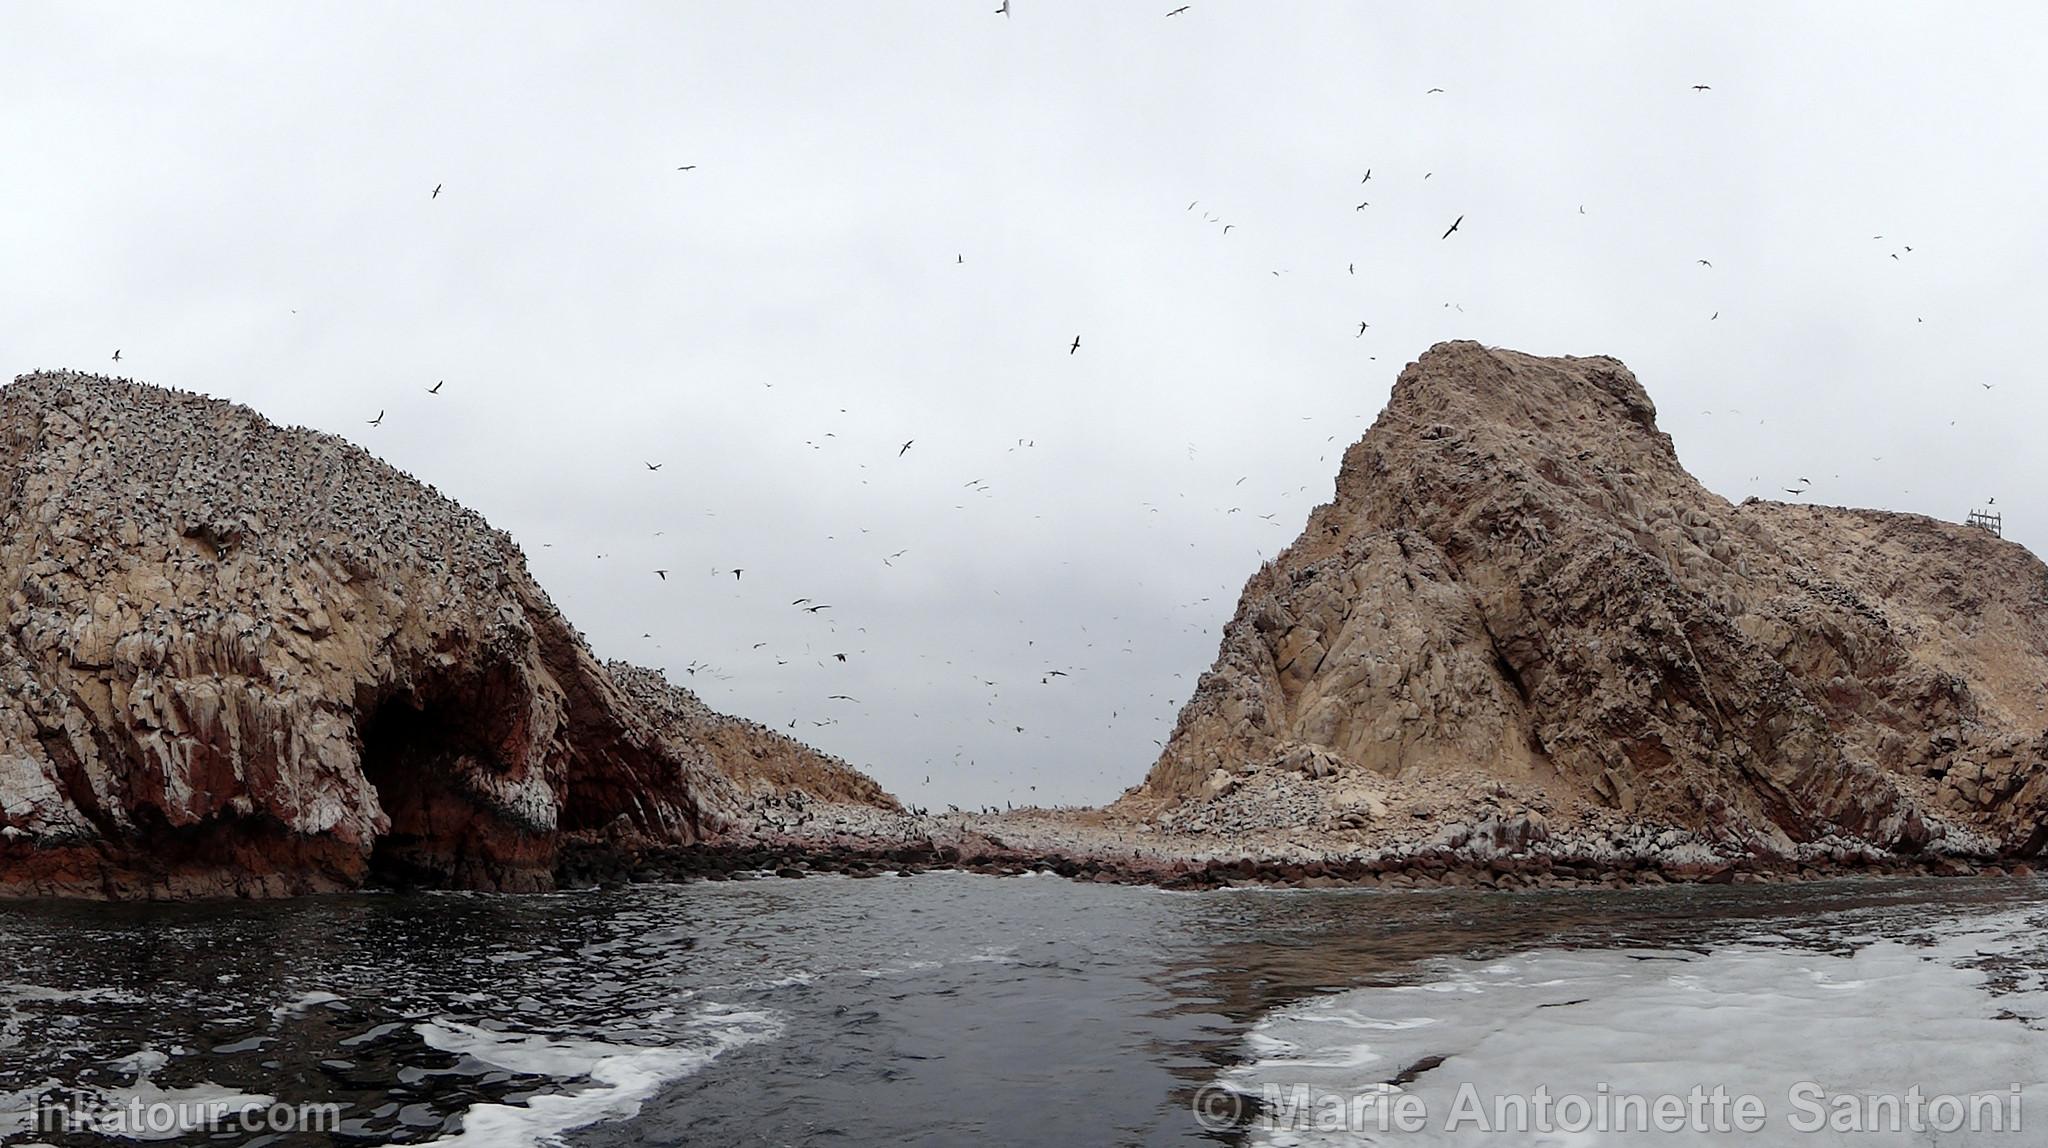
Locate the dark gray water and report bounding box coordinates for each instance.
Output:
[3,873,2044,1146]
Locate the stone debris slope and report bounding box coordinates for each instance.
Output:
[606,660,899,809]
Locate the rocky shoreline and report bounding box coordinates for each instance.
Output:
[550,796,2040,897]
[563,833,2037,895]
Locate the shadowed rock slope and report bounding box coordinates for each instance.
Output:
[1125,342,2048,862]
[0,370,890,898]
[605,661,900,810]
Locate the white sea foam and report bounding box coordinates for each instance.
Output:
[13,1047,280,1142]
[1220,907,2048,1146]
[268,990,341,1023]
[418,1001,783,1146]
[0,1080,59,1139]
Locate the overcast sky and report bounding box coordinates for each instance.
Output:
[4,3,2044,809]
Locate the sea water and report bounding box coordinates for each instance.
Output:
[2,874,2043,1146]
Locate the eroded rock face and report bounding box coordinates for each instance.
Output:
[1129,342,2048,859]
[0,370,835,897]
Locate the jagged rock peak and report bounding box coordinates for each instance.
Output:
[1128,342,2048,864]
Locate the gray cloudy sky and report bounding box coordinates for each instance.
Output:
[4,3,2043,810]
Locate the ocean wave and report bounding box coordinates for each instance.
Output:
[418,1001,784,1146]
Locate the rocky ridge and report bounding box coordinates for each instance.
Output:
[0,370,890,898]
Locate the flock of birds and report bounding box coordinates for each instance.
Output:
[89,13,2005,808]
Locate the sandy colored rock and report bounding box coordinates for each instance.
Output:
[1123,341,2048,862]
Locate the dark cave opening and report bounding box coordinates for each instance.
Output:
[358,683,509,890]
[352,656,692,891]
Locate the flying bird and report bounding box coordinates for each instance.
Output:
[654,570,668,580]
[995,0,1008,14]
[1355,201,1369,211]
[1692,84,1711,91]
[427,380,443,394]
[899,439,914,456]
[1356,321,1369,337]
[1361,169,1372,183]
[730,569,743,580]
[1697,259,1712,267]
[111,349,121,362]
[367,410,384,426]
[1221,224,1233,234]
[1441,215,1463,239]
[1166,4,1189,13]
[1426,87,1444,94]
[834,653,847,662]
[431,184,442,199]
[804,604,831,613]
[676,165,696,171]
[645,461,663,471]
[1069,335,1081,355]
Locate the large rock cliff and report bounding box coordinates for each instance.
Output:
[1128,342,2048,862]
[0,370,888,898]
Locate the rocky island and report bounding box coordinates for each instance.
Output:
[0,370,894,898]
[4,344,2046,898]
[1103,341,2048,884]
